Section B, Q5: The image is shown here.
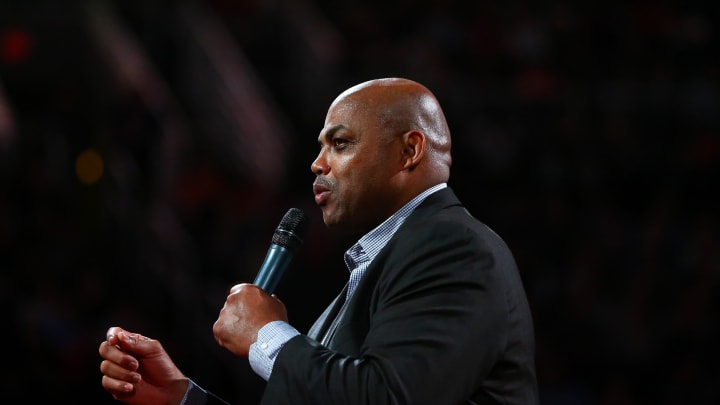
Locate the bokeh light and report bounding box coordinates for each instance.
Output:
[75,148,104,185]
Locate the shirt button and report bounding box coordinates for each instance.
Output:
[260,343,268,350]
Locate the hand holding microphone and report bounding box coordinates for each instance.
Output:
[213,208,309,357]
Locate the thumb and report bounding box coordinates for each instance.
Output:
[116,331,160,356]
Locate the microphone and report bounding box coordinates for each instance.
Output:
[253,208,310,294]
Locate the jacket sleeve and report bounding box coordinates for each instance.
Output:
[182,379,232,405]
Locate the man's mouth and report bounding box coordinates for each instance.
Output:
[313,182,331,205]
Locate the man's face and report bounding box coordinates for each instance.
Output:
[311,97,403,233]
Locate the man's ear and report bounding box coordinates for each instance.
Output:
[401,130,425,170]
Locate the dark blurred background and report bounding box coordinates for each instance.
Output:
[1,0,718,403]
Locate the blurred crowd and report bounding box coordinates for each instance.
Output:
[1,1,718,404]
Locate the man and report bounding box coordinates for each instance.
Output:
[99,78,539,404]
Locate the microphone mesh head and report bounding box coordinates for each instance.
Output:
[272,208,310,251]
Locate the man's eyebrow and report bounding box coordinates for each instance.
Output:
[319,124,346,142]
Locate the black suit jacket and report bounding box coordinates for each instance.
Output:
[255,187,538,404]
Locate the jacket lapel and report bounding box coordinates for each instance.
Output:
[306,283,348,341]
[308,188,464,346]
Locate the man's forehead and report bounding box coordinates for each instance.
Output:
[322,98,364,129]
[328,92,366,115]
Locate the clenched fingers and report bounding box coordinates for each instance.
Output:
[98,340,139,371]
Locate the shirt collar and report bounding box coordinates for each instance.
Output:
[344,183,447,272]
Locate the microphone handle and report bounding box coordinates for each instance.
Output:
[253,244,295,294]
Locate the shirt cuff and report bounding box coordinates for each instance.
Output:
[249,320,300,380]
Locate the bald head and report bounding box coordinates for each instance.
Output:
[313,78,454,233]
[331,78,452,184]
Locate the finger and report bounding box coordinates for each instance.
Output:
[101,374,135,395]
[228,283,247,295]
[100,359,142,384]
[98,341,139,371]
[106,326,124,345]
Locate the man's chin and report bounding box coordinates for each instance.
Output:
[322,216,365,238]
[321,211,347,231]
[321,213,339,229]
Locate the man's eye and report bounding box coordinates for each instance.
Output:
[333,139,348,149]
